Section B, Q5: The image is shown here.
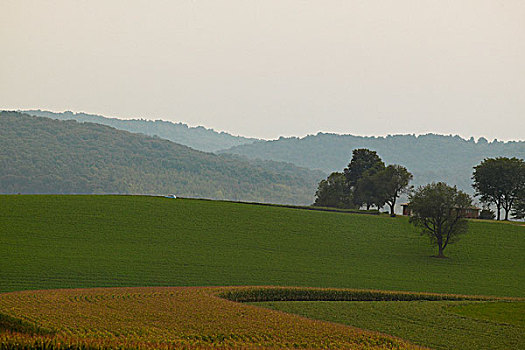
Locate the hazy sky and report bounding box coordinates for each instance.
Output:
[1,0,524,140]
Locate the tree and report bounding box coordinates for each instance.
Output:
[344,149,385,209]
[472,157,525,220]
[343,149,385,188]
[478,208,496,220]
[353,173,382,210]
[408,182,472,258]
[511,195,525,220]
[372,165,413,216]
[313,172,352,208]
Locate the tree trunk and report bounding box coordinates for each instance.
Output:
[437,245,446,258]
[496,204,501,220]
[390,204,396,217]
[504,208,509,221]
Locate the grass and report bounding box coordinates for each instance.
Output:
[1,195,524,297]
[254,300,525,350]
[450,301,525,327]
[0,287,422,349]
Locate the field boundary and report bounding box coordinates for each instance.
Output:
[171,197,381,215]
[217,286,524,303]
[1,286,522,350]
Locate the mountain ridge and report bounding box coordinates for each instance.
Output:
[219,132,525,193]
[0,111,323,204]
[23,109,259,152]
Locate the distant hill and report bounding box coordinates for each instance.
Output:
[0,111,324,204]
[220,133,525,193]
[23,110,258,152]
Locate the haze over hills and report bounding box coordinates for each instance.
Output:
[220,133,525,194]
[24,110,258,152]
[0,111,323,204]
[18,110,525,196]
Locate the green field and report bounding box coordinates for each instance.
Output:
[1,195,523,297]
[254,300,524,350]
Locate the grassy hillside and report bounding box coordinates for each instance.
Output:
[1,195,523,297]
[220,133,525,193]
[0,111,323,204]
[23,109,259,152]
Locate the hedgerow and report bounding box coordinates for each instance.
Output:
[218,287,505,303]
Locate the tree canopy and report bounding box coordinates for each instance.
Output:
[472,157,525,220]
[0,111,323,204]
[314,149,412,213]
[344,149,385,188]
[511,197,525,220]
[370,165,413,216]
[409,182,472,258]
[313,172,350,208]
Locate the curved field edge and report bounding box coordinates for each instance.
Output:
[1,287,522,350]
[230,287,525,350]
[251,300,525,350]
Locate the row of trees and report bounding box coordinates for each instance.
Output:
[315,150,525,220]
[408,163,525,258]
[314,149,412,216]
[472,157,525,220]
[314,151,524,258]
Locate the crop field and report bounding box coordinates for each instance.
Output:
[1,195,524,297]
[254,300,525,350]
[0,287,431,349]
[1,195,524,349]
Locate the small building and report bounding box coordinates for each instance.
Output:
[401,203,411,216]
[401,203,480,219]
[457,206,481,219]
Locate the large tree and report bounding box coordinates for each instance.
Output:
[409,182,472,258]
[343,149,385,187]
[344,149,385,209]
[372,165,413,216]
[472,157,525,220]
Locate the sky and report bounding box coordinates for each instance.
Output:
[1,0,524,141]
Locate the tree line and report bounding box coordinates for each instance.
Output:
[315,149,525,220]
[314,149,525,257]
[473,157,525,220]
[223,132,525,196]
[314,149,412,216]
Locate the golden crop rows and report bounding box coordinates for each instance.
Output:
[0,286,425,349]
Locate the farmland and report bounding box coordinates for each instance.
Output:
[0,287,423,349]
[2,286,521,349]
[1,195,523,297]
[254,300,524,350]
[1,195,524,349]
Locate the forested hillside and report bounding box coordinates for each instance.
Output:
[221,133,525,193]
[24,110,258,152]
[0,112,323,204]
